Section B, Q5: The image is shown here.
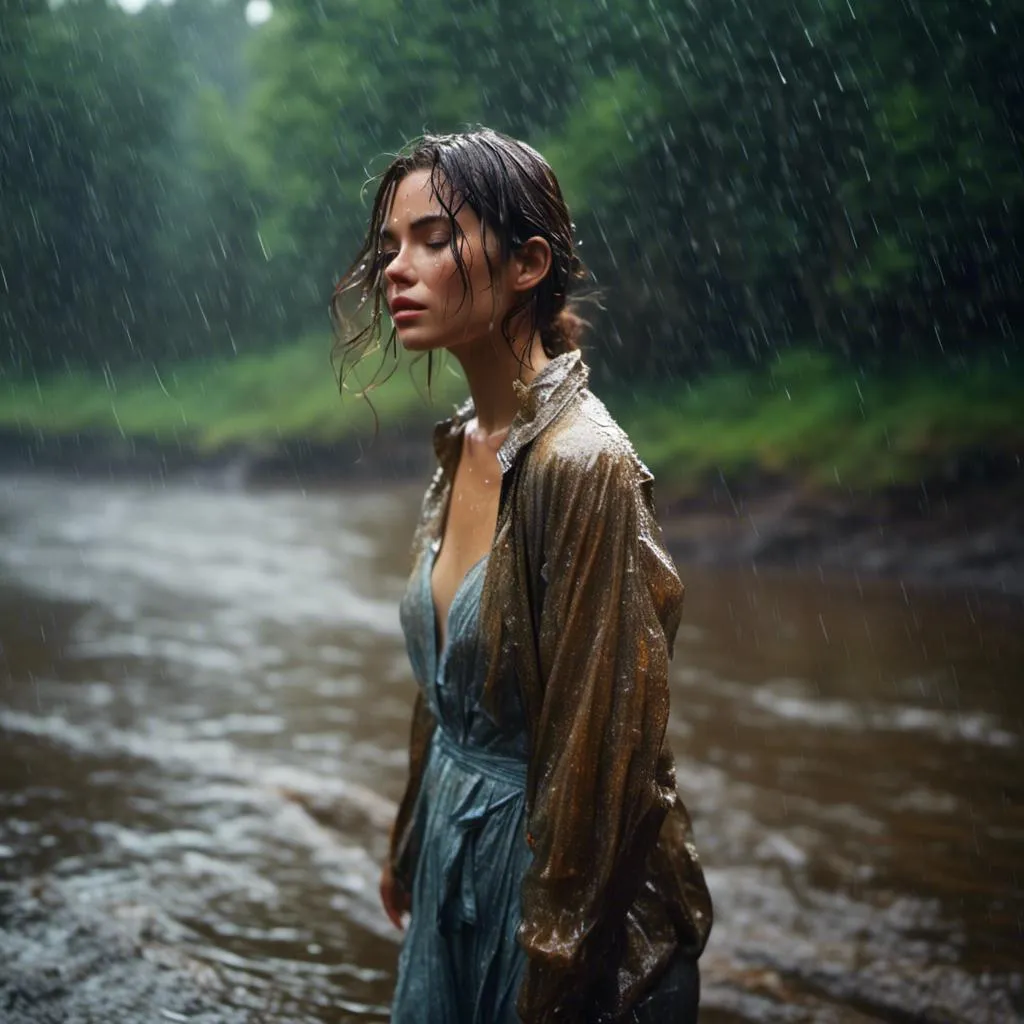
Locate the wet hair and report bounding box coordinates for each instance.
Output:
[330,128,587,390]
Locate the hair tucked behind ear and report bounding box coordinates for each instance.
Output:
[330,128,590,391]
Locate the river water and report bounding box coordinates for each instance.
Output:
[0,473,1020,1023]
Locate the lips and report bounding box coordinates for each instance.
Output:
[389,296,427,315]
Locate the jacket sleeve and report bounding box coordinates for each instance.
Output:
[516,446,684,1023]
[388,688,437,895]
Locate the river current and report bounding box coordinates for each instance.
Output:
[0,473,1020,1022]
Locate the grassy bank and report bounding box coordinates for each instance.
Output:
[0,335,466,450]
[611,349,1024,492]
[2,338,1021,493]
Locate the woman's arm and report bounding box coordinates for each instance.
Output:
[517,445,684,1023]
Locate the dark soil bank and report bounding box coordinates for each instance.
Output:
[658,454,1024,597]
[2,429,1022,596]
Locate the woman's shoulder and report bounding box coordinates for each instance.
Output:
[530,387,654,488]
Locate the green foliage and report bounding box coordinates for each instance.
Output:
[2,0,266,372]
[2,0,1021,385]
[541,69,663,212]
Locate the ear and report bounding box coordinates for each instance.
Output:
[511,236,552,294]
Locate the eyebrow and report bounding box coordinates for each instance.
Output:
[379,213,451,243]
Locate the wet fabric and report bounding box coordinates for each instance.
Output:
[389,351,712,1023]
[391,540,533,1023]
[628,950,700,1024]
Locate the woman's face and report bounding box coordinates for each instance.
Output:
[379,169,513,353]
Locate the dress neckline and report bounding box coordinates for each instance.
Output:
[426,539,489,681]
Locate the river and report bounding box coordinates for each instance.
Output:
[0,473,1020,1023]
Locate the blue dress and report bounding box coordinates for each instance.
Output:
[392,540,533,1023]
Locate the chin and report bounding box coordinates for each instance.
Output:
[397,334,429,352]
[397,329,444,353]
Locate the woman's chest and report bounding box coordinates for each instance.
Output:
[431,447,502,644]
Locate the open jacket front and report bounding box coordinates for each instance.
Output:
[390,351,712,1023]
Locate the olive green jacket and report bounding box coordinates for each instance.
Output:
[390,350,712,1023]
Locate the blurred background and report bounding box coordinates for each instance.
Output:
[1,0,1022,1021]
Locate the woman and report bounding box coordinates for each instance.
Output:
[332,129,712,1023]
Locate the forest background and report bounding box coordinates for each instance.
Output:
[1,0,1022,497]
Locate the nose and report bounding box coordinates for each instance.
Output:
[383,244,413,286]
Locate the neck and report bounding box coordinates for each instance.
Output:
[450,329,552,435]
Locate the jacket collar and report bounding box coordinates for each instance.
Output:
[432,350,588,480]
